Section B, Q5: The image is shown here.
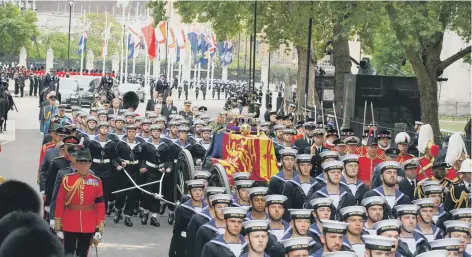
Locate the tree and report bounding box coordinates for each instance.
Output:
[28,29,71,60]
[0,3,39,58]
[382,1,471,136]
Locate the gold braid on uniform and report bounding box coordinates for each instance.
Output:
[62,176,84,205]
[450,186,468,209]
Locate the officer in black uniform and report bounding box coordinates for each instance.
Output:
[98,70,114,102]
[443,159,471,212]
[183,80,189,100]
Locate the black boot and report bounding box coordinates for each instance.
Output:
[106,202,114,216]
[168,212,175,225]
[150,216,160,227]
[141,211,149,225]
[159,202,167,215]
[124,216,133,227]
[133,208,139,217]
[113,209,123,224]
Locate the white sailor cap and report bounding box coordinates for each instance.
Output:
[377,161,400,173]
[193,170,211,180]
[249,187,268,198]
[394,204,419,216]
[417,250,448,257]
[264,195,288,206]
[322,252,358,257]
[273,124,285,131]
[444,220,471,235]
[185,179,205,189]
[232,172,251,181]
[222,207,247,219]
[343,136,360,145]
[288,209,312,220]
[373,219,402,235]
[310,197,333,209]
[361,196,386,208]
[296,154,312,163]
[412,198,435,209]
[321,160,344,172]
[209,194,233,206]
[319,151,339,161]
[235,180,254,189]
[280,237,312,253]
[423,185,443,195]
[341,154,360,164]
[321,220,349,234]
[283,128,297,135]
[402,158,419,170]
[458,159,472,173]
[242,220,270,233]
[450,208,472,220]
[422,179,441,188]
[363,235,395,251]
[430,238,461,251]
[339,206,366,220]
[206,187,226,196]
[280,148,298,158]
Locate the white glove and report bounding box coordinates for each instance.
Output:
[56,231,64,240]
[93,232,102,243]
[196,159,202,165]
[40,132,44,137]
[40,191,45,195]
[49,220,55,229]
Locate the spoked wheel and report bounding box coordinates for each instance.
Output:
[208,164,231,194]
[173,149,194,203]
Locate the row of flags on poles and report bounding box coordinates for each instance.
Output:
[76,18,233,67]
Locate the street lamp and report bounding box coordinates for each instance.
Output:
[67,0,74,69]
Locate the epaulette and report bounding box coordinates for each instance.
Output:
[90,174,102,181]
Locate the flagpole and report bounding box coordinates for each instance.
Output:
[124,9,131,83]
[206,47,210,88]
[79,10,85,75]
[132,2,139,78]
[119,6,126,84]
[145,8,149,88]
[102,11,108,76]
[177,60,182,89]
[210,54,215,89]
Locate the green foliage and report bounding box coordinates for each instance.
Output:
[29,29,70,60]
[0,3,39,57]
[147,0,168,24]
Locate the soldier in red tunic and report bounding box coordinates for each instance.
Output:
[54,148,105,257]
[395,132,415,164]
[416,142,439,181]
[324,128,338,150]
[358,137,383,187]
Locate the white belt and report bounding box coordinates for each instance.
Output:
[124,160,139,165]
[146,161,157,168]
[181,231,186,238]
[93,159,110,164]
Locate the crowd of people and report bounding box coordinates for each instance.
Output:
[0,74,471,257]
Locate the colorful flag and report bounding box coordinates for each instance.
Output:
[127,34,134,60]
[176,28,187,60]
[141,23,156,60]
[199,32,209,67]
[100,24,111,58]
[209,33,217,57]
[207,131,279,182]
[77,27,88,54]
[217,41,225,65]
[224,40,233,66]
[156,21,167,60]
[187,31,199,65]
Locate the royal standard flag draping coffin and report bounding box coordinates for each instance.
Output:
[208,131,279,182]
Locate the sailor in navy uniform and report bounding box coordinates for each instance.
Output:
[179,170,211,204]
[193,194,233,257]
[363,161,412,214]
[231,172,251,194]
[362,196,389,235]
[112,116,127,141]
[201,207,246,257]
[246,187,269,221]
[311,151,340,190]
[199,126,212,151]
[124,112,136,124]
[97,109,108,122]
[307,161,356,215]
[443,220,471,257]
[280,237,314,257]
[87,122,117,215]
[282,154,322,222]
[192,119,205,143]
[417,250,450,257]
[282,129,298,150]
[240,220,271,257]
[421,185,445,224]
[81,115,98,142]
[412,198,444,242]
[395,204,431,255]
[308,198,335,249]
[373,219,413,257]
[112,124,145,227]
[339,206,367,257]
[265,195,290,241]
[268,149,297,195]
[166,120,180,142]
[311,220,349,257]
[137,119,152,141]
[309,124,329,177]
[184,187,226,257]
[341,154,368,204]
[363,235,395,257]
[272,124,285,146]
[233,180,254,208]
[174,126,193,148]
[139,124,173,227]
[169,180,207,257]
[430,238,462,256]
[294,122,316,154]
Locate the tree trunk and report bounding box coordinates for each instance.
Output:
[332,23,352,115]
[296,45,319,114]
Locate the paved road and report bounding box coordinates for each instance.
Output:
[0,81,274,256]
